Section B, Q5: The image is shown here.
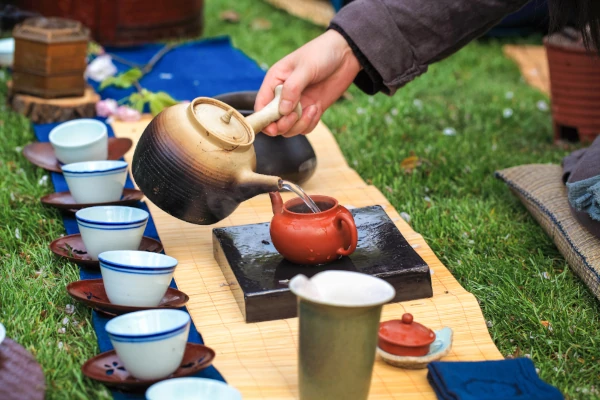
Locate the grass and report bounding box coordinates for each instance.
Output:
[0,0,598,398]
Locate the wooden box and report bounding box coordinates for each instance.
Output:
[15,0,204,47]
[12,17,89,98]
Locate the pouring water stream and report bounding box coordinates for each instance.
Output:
[281,181,321,213]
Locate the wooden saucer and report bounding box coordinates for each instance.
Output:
[41,188,144,211]
[67,279,189,316]
[82,343,215,392]
[23,137,133,173]
[50,234,163,268]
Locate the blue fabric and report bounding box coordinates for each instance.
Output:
[89,37,266,106]
[427,358,564,400]
[33,119,225,399]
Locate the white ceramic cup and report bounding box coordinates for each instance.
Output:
[146,377,243,400]
[49,119,108,164]
[62,160,128,204]
[98,250,177,307]
[106,309,190,380]
[75,206,148,260]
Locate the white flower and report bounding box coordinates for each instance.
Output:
[85,54,118,82]
[542,271,550,279]
[57,327,66,334]
[356,107,366,115]
[413,99,423,109]
[58,341,64,349]
[443,127,456,136]
[65,304,75,314]
[503,108,513,118]
[536,100,549,112]
[486,320,493,328]
[505,91,514,99]
[391,108,399,116]
[62,317,69,325]
[38,175,48,186]
[400,212,411,223]
[14,228,20,240]
[14,146,22,153]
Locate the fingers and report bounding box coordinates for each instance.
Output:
[278,67,314,116]
[281,104,320,138]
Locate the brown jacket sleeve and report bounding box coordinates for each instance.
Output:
[329,0,532,95]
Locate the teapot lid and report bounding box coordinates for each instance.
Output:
[191,98,254,146]
[378,313,436,347]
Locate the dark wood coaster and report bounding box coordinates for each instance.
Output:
[22,137,133,173]
[82,343,215,392]
[0,338,46,400]
[50,234,163,268]
[41,188,144,211]
[67,279,189,316]
[213,205,433,323]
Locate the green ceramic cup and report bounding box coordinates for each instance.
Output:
[290,271,396,400]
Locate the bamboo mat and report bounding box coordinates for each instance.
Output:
[263,0,334,28]
[111,115,503,399]
[503,45,550,95]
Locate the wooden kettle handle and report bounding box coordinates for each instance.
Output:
[245,85,303,134]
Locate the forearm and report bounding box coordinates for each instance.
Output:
[330,0,531,95]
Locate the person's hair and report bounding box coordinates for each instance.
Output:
[548,0,600,52]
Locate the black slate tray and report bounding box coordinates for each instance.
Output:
[212,205,433,323]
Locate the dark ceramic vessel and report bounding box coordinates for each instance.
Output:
[269,192,357,265]
[213,91,317,185]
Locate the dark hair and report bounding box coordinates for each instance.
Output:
[548,0,600,52]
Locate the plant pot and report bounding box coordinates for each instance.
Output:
[213,91,317,185]
[545,30,600,143]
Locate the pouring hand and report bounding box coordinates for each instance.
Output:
[255,29,362,137]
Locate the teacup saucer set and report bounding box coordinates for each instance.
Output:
[24,118,241,398]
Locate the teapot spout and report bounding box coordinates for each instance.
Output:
[269,191,284,215]
[236,170,282,202]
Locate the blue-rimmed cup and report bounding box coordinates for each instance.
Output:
[146,377,242,400]
[98,250,177,307]
[62,160,128,204]
[49,119,108,164]
[75,206,149,260]
[105,309,190,380]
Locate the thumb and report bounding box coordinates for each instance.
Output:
[279,67,312,115]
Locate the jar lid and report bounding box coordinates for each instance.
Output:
[13,17,89,44]
[378,313,436,347]
[191,98,254,146]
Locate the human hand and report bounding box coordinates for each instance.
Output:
[255,29,362,137]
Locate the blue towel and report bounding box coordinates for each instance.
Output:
[89,37,266,105]
[427,358,564,400]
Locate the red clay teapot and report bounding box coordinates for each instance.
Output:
[268,192,358,265]
[132,86,301,225]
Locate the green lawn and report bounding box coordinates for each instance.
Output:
[1,0,599,398]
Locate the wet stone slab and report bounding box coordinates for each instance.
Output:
[212,205,433,323]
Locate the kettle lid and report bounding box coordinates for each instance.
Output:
[191,98,254,146]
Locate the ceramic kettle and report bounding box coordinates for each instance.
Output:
[132,85,301,225]
[213,90,317,185]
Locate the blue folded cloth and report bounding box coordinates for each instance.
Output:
[427,358,564,400]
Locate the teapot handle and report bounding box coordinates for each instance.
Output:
[245,85,303,134]
[335,213,358,257]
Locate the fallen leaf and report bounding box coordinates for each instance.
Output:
[220,10,240,23]
[578,358,585,364]
[400,155,420,173]
[251,18,272,30]
[541,320,550,328]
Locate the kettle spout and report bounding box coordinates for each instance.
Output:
[269,192,284,215]
[235,170,282,202]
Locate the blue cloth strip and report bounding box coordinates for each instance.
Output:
[33,120,224,400]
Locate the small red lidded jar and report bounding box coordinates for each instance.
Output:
[378,313,436,357]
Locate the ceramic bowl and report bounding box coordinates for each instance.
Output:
[62,160,128,204]
[377,327,453,369]
[0,38,14,67]
[99,251,178,307]
[49,119,108,164]
[146,377,242,400]
[105,309,191,381]
[76,206,149,260]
